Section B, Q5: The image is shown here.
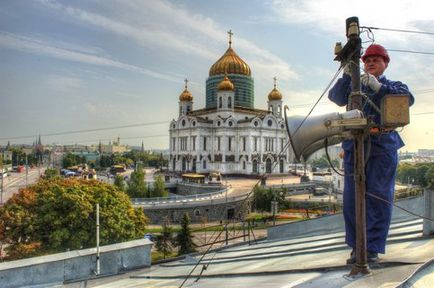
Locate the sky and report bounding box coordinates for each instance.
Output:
[1,0,434,152]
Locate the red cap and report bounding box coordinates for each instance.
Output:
[362,44,390,63]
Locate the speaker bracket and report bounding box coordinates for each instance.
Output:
[327,118,367,129]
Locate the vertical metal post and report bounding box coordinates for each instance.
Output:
[25,155,28,188]
[0,154,3,205]
[345,16,370,276]
[96,203,100,276]
[225,223,228,245]
[243,221,246,242]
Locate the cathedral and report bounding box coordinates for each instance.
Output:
[169,32,293,175]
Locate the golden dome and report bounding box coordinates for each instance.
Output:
[209,31,251,76]
[179,79,193,102]
[268,77,282,101]
[218,74,234,91]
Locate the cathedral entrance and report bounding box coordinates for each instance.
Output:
[266,158,272,173]
[192,158,196,172]
[252,159,258,173]
[182,157,186,172]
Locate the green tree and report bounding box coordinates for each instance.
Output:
[127,165,148,198]
[416,165,430,186]
[155,217,174,259]
[252,185,285,213]
[397,163,417,184]
[114,174,126,192]
[175,213,196,256]
[62,153,85,168]
[99,155,113,168]
[151,175,168,198]
[425,166,434,189]
[43,168,60,180]
[0,178,148,260]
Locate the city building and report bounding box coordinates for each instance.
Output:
[169,32,293,175]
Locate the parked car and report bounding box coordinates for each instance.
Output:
[144,233,156,242]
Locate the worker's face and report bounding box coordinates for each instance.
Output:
[363,56,388,77]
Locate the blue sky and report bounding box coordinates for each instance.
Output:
[1,0,433,151]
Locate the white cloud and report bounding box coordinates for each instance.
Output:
[38,0,298,81]
[46,75,86,93]
[269,0,434,37]
[0,32,179,82]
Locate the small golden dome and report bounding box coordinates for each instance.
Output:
[209,31,251,76]
[179,79,193,102]
[268,77,282,101]
[218,75,234,91]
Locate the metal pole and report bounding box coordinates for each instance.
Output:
[0,154,3,205]
[25,155,28,188]
[345,16,369,276]
[96,203,100,275]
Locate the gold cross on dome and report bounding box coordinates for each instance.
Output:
[273,76,277,88]
[228,29,233,46]
[184,78,188,89]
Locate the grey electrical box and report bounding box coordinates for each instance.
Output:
[381,94,410,127]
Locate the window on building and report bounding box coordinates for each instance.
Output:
[219,96,222,108]
[203,137,207,151]
[192,136,196,151]
[172,137,176,151]
[243,161,246,170]
[217,136,221,151]
[254,137,258,151]
[228,96,232,108]
[203,160,206,169]
[228,137,232,151]
[179,137,187,151]
[243,137,246,151]
[280,138,284,151]
[265,137,274,152]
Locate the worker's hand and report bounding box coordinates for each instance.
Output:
[361,73,382,92]
[343,63,351,76]
[338,150,344,159]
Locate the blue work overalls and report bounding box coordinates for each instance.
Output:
[328,74,414,253]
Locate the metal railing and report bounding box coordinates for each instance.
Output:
[131,188,229,206]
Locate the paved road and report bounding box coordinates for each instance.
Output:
[1,167,44,204]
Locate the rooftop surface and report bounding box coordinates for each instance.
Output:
[63,214,433,287]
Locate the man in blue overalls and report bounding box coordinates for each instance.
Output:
[328,44,414,263]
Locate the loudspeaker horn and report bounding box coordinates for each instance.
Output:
[285,109,363,162]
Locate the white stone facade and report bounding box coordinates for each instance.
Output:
[169,88,292,175]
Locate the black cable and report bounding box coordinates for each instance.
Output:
[361,26,434,36]
[366,191,434,222]
[388,49,434,56]
[291,66,344,138]
[324,138,344,177]
[182,64,349,285]
[179,139,291,287]
[0,121,168,141]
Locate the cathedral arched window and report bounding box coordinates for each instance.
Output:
[219,97,222,108]
[228,96,232,108]
[278,105,281,114]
